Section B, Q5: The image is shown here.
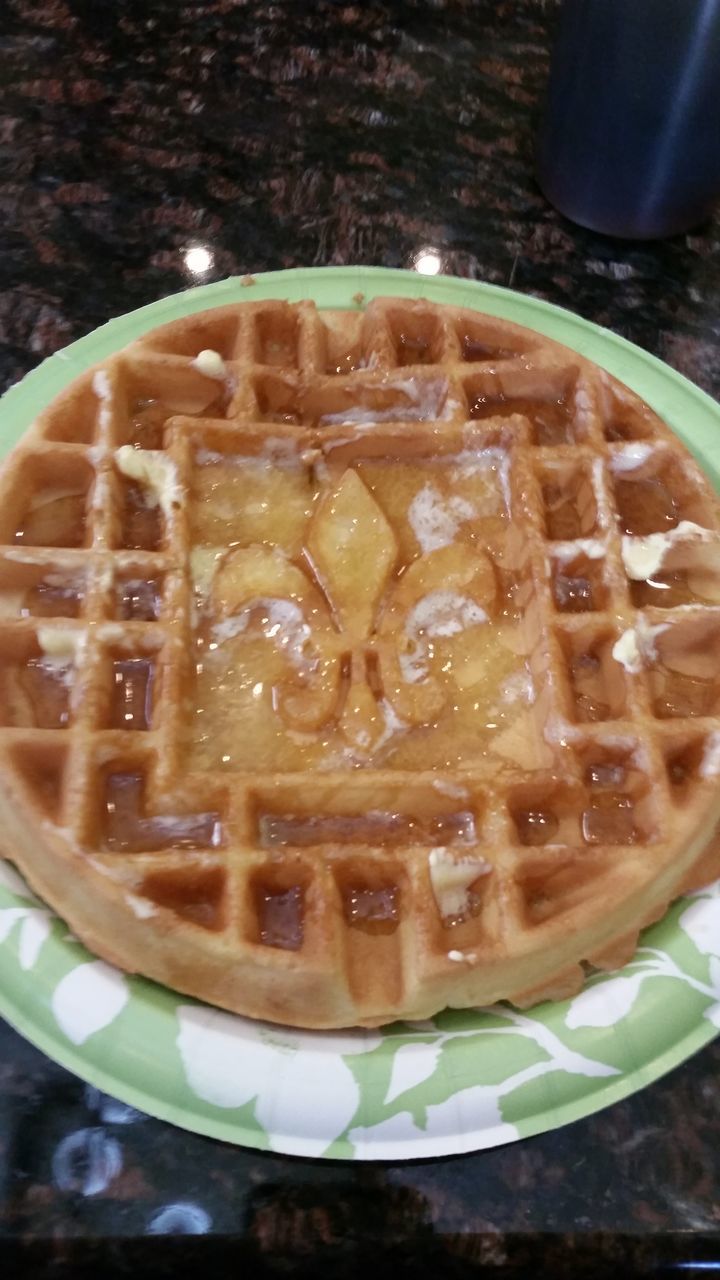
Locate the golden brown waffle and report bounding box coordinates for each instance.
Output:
[1,294,719,1028]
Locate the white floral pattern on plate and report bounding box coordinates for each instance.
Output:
[1,859,718,1158]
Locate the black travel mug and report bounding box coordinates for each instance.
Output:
[536,0,720,239]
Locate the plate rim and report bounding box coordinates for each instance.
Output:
[0,953,717,1159]
[0,264,718,1159]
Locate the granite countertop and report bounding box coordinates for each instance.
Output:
[1,1,719,1275]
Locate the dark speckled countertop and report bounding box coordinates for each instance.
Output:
[1,1,719,1276]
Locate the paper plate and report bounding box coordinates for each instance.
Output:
[0,267,718,1160]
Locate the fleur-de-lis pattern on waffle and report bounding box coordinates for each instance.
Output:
[210,463,502,759]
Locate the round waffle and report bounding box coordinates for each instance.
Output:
[0,294,719,1029]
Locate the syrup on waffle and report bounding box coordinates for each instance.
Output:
[0,295,719,1028]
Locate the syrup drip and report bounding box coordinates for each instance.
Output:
[604,417,650,443]
[470,393,573,445]
[140,866,225,930]
[585,762,626,789]
[543,483,585,540]
[665,742,705,788]
[630,573,700,608]
[14,494,87,548]
[120,480,163,551]
[494,565,531,620]
[14,661,71,728]
[116,578,162,622]
[461,336,516,362]
[255,884,304,949]
[554,572,595,613]
[328,348,362,375]
[127,400,167,450]
[259,810,476,848]
[571,652,610,722]
[652,667,718,719]
[668,756,691,786]
[110,659,154,731]
[256,314,298,367]
[254,377,302,425]
[614,477,679,535]
[396,334,432,366]
[21,581,82,618]
[344,884,399,934]
[103,772,221,852]
[582,795,637,844]
[513,808,560,845]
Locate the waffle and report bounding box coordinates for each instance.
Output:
[0,294,719,1029]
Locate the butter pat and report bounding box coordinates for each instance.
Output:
[609,443,655,472]
[621,521,715,580]
[97,623,127,645]
[192,348,226,380]
[428,847,491,919]
[701,732,720,779]
[612,618,668,674]
[37,626,84,664]
[115,446,182,519]
[125,892,158,920]
[611,627,642,674]
[552,538,606,564]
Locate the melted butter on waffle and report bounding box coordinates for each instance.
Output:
[185,437,538,772]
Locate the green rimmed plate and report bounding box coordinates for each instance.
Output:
[0,267,718,1160]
